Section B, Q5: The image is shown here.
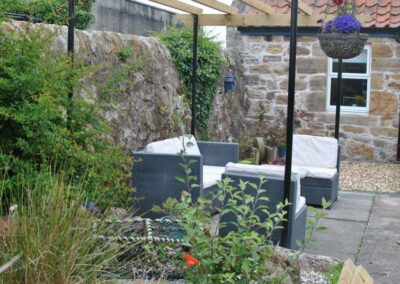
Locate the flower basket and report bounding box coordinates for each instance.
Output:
[318,32,368,59]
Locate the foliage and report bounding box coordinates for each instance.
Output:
[0,0,95,30]
[154,27,225,139]
[324,263,343,284]
[154,155,292,283]
[0,27,132,211]
[0,168,120,283]
[320,0,361,34]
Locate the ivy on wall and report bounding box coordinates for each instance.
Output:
[155,27,225,139]
[0,0,95,30]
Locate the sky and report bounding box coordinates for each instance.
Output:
[135,0,234,48]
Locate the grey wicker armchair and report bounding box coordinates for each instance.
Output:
[132,138,239,217]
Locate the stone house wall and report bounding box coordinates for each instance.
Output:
[227,28,400,161]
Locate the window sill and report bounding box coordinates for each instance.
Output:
[327,107,369,115]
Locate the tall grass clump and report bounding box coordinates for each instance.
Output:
[0,168,120,283]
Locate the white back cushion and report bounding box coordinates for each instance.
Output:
[146,135,201,156]
[292,134,338,169]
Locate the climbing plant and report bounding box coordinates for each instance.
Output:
[0,0,95,29]
[154,27,225,139]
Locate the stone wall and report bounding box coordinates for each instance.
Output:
[227,29,400,161]
[3,21,187,152]
[88,0,177,36]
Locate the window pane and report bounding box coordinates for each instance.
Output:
[330,78,368,107]
[332,50,368,74]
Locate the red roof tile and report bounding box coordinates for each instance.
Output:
[252,0,400,28]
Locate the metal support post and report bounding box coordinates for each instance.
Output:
[191,15,199,136]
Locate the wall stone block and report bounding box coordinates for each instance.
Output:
[371,127,398,137]
[297,58,327,74]
[342,125,366,134]
[372,42,394,57]
[346,140,374,160]
[303,92,326,111]
[370,91,398,117]
[266,44,283,54]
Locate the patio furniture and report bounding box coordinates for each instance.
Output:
[292,134,340,207]
[132,135,239,217]
[219,163,307,250]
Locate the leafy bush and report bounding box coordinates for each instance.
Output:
[154,27,225,139]
[0,168,119,283]
[0,27,132,211]
[0,0,94,29]
[154,156,292,283]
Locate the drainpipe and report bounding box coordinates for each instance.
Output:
[191,15,198,136]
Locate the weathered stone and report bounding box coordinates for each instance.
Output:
[244,75,260,85]
[243,55,260,64]
[370,91,398,117]
[279,79,307,90]
[342,125,366,134]
[270,63,289,75]
[266,44,283,54]
[371,73,384,90]
[309,76,327,88]
[388,81,400,91]
[311,43,326,57]
[263,55,282,62]
[391,74,400,81]
[249,64,271,73]
[371,127,398,137]
[372,43,393,57]
[341,115,379,127]
[266,92,276,100]
[276,95,288,105]
[292,46,310,56]
[297,58,327,74]
[303,92,326,111]
[372,58,400,72]
[346,140,374,160]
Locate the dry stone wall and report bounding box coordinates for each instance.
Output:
[3,21,187,152]
[227,28,399,161]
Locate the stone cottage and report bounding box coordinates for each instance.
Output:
[227,0,400,161]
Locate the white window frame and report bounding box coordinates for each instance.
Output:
[326,45,371,114]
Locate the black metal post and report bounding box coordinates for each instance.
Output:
[397,112,400,161]
[191,15,199,136]
[68,0,75,99]
[281,0,298,248]
[334,58,343,139]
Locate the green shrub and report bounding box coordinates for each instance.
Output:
[154,27,225,139]
[0,168,120,283]
[0,0,95,29]
[0,27,132,211]
[154,156,291,283]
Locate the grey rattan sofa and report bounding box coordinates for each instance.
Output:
[132,136,239,217]
[219,163,307,249]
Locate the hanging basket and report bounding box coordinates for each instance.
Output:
[318,33,368,59]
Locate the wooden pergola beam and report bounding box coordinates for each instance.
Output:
[176,14,372,27]
[191,0,239,14]
[240,0,274,15]
[149,0,203,14]
[287,0,313,15]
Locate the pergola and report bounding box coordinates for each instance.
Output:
[67,0,371,248]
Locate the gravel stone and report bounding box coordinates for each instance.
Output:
[340,162,400,193]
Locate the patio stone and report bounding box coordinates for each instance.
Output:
[304,218,366,261]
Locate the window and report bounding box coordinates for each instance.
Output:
[327,46,371,113]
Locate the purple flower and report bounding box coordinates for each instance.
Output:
[333,14,361,33]
[322,20,333,33]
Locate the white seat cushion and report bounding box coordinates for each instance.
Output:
[224,163,303,210]
[296,196,306,214]
[203,166,225,188]
[294,166,337,179]
[146,135,201,155]
[293,134,338,169]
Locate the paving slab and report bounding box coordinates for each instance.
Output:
[334,191,375,210]
[356,194,400,284]
[304,218,366,261]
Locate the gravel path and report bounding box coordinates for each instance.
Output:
[340,162,400,193]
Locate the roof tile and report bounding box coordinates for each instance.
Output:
[254,0,400,27]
